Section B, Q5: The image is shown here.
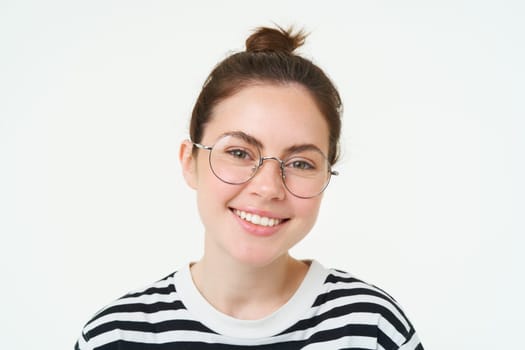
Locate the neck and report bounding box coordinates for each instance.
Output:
[190,253,308,320]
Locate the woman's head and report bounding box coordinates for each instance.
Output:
[181,26,343,266]
[189,26,342,165]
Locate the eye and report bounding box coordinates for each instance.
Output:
[227,148,253,160]
[286,159,316,170]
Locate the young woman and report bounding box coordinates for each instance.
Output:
[76,26,424,350]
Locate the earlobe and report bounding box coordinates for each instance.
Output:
[179,140,198,189]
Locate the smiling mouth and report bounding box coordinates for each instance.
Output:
[232,209,286,227]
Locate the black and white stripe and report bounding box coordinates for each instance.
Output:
[75,262,423,349]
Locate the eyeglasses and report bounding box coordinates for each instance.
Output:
[193,133,338,198]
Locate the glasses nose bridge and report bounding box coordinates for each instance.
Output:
[259,156,285,173]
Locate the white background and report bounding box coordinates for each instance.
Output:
[1,1,524,349]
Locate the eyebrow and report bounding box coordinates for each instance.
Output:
[284,144,326,157]
[219,131,263,149]
[219,131,327,158]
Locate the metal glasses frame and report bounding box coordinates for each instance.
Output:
[192,140,338,199]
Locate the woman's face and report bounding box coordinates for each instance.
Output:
[181,83,331,267]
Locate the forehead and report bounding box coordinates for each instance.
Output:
[203,83,330,153]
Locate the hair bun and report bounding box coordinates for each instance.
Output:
[245,26,306,54]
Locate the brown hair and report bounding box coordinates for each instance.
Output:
[189,26,342,165]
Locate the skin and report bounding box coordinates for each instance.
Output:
[179,83,331,320]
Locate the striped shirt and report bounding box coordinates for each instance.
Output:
[75,261,423,349]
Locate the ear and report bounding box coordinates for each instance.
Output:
[179,140,198,189]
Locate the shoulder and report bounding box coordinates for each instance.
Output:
[314,266,423,349]
[75,271,187,348]
[318,267,401,311]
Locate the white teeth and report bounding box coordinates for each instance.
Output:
[234,210,282,227]
[251,214,261,225]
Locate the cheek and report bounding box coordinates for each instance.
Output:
[294,197,323,225]
[195,179,229,233]
[194,160,238,218]
[194,154,218,190]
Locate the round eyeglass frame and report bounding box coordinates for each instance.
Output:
[192,139,338,199]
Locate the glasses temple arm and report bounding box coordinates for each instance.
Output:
[193,142,213,151]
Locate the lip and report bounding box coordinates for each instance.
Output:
[229,207,289,237]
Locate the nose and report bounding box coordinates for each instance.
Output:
[247,157,286,199]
